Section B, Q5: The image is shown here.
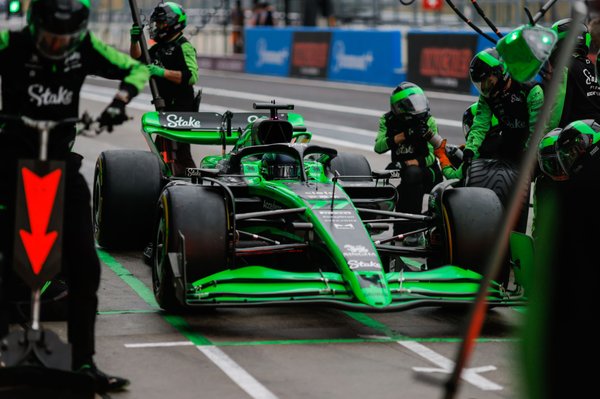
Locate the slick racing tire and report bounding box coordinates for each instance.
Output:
[465,158,529,233]
[328,152,372,181]
[153,184,230,311]
[441,186,503,274]
[464,158,518,206]
[93,150,163,250]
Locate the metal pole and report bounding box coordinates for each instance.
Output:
[127,0,166,110]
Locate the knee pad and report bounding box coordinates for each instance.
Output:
[401,165,424,186]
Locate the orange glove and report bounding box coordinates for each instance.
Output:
[434,139,452,169]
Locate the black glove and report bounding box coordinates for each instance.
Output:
[98,98,128,133]
[461,149,474,175]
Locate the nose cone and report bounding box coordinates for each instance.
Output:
[354,272,392,308]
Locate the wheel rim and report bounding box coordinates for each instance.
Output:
[153,211,168,296]
[92,162,103,239]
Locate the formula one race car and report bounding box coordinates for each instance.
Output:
[93,102,529,312]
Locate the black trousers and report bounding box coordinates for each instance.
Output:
[0,152,100,368]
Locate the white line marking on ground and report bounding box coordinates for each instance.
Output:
[398,340,503,391]
[82,83,462,128]
[125,341,194,348]
[197,345,280,399]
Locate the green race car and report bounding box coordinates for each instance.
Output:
[93,102,529,312]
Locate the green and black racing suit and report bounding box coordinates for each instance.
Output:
[0,28,148,368]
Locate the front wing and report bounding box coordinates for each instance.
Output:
[177,264,526,311]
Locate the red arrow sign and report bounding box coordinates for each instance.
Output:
[18,167,62,275]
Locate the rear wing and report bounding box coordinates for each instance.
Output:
[141,111,307,145]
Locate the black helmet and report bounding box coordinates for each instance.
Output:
[462,103,477,139]
[149,1,187,42]
[538,120,600,181]
[469,48,508,98]
[261,153,300,180]
[390,82,430,122]
[537,128,565,181]
[27,0,90,60]
[551,18,591,59]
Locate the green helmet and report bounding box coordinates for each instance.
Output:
[149,1,187,42]
[27,0,90,60]
[538,120,600,181]
[390,82,430,122]
[469,48,508,98]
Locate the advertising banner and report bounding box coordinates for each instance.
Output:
[290,30,332,79]
[245,28,293,77]
[407,32,478,93]
[328,30,402,86]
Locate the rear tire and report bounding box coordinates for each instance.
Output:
[93,150,162,250]
[329,153,372,181]
[152,184,230,311]
[441,187,503,274]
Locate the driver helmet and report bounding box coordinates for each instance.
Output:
[261,153,300,180]
[469,48,509,98]
[390,82,431,124]
[538,120,600,181]
[551,18,591,60]
[27,0,90,60]
[149,1,187,42]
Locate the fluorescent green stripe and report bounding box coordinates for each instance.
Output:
[0,204,6,210]
[98,249,160,309]
[0,30,9,51]
[478,51,502,67]
[98,249,213,345]
[181,42,198,85]
[391,87,424,104]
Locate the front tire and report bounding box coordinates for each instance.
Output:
[441,186,503,273]
[152,184,231,311]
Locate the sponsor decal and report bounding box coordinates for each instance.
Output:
[348,260,381,270]
[343,244,374,257]
[165,114,203,129]
[408,33,478,93]
[185,168,203,177]
[334,223,355,230]
[419,47,471,79]
[256,38,290,67]
[331,41,374,73]
[28,84,74,106]
[290,31,332,79]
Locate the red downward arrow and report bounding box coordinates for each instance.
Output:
[18,167,62,275]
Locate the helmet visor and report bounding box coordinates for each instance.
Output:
[391,91,429,116]
[473,75,499,98]
[557,134,590,177]
[539,152,568,181]
[35,28,82,59]
[267,164,299,179]
[149,20,168,40]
